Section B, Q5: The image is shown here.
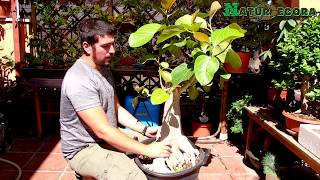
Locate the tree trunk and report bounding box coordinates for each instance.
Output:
[157,88,183,143]
[151,88,199,173]
[301,75,310,114]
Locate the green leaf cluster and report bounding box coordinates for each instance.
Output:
[129,1,246,104]
[306,88,320,100]
[276,16,320,77]
[262,152,277,176]
[227,95,252,134]
[26,1,114,68]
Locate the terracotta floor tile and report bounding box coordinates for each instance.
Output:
[0,152,33,168]
[0,171,21,180]
[44,135,61,143]
[231,174,261,180]
[21,171,62,180]
[211,142,243,157]
[59,172,77,180]
[199,156,226,173]
[38,141,62,153]
[198,173,233,180]
[0,159,21,171]
[220,157,257,174]
[23,153,67,171]
[9,138,44,152]
[65,164,74,172]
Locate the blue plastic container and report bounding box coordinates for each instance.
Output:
[124,96,160,126]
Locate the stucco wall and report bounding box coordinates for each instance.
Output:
[300,0,320,12]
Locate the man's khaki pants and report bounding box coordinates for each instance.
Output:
[67,128,148,180]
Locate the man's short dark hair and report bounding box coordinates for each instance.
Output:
[79,18,115,46]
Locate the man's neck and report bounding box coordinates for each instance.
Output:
[81,55,102,71]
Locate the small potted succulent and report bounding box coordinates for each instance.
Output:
[262,152,279,180]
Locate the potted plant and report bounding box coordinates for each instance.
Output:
[262,152,280,180]
[129,1,246,173]
[272,16,320,135]
[227,94,253,134]
[191,93,212,137]
[22,1,114,78]
[0,47,14,92]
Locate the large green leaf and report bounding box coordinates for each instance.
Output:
[157,28,185,44]
[194,55,219,86]
[129,23,162,47]
[211,41,231,63]
[150,88,170,105]
[225,49,242,68]
[210,26,245,46]
[171,63,194,86]
[175,15,207,29]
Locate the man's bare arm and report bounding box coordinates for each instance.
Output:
[77,106,171,158]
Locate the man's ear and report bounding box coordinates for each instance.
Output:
[82,41,92,55]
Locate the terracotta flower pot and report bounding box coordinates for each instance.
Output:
[0,1,11,17]
[224,51,250,73]
[282,111,320,136]
[267,86,277,102]
[192,122,212,137]
[120,56,136,65]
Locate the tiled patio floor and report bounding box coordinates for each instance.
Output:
[0,135,260,180]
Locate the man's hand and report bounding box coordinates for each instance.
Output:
[145,126,160,137]
[144,142,171,158]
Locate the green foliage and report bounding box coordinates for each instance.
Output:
[276,17,320,77]
[129,1,245,104]
[26,1,114,68]
[262,152,277,176]
[227,95,253,134]
[271,80,287,90]
[306,88,320,100]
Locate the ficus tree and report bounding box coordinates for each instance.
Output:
[129,0,246,173]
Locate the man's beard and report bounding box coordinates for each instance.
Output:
[92,47,110,67]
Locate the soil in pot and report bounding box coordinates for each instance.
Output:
[282,111,320,136]
[134,138,211,179]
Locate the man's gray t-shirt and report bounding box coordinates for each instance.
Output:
[60,58,117,160]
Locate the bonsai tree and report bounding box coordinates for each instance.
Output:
[129,1,245,173]
[274,16,320,118]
